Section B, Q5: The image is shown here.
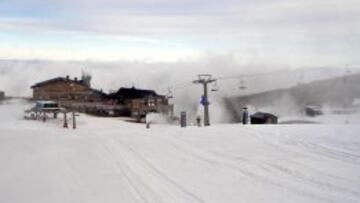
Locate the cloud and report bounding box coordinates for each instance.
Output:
[1,0,359,36]
[0,0,359,65]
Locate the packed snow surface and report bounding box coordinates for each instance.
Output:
[0,99,360,203]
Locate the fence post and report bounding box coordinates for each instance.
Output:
[63,112,68,128]
[42,112,46,122]
[72,111,76,129]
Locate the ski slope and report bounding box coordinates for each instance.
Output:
[0,99,360,203]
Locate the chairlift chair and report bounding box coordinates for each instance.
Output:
[211,81,218,92]
[239,78,246,90]
[297,71,305,86]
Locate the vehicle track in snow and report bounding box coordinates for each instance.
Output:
[142,128,359,202]
[97,140,151,203]
[77,122,360,203]
[240,127,360,199]
[248,127,360,163]
[98,134,206,203]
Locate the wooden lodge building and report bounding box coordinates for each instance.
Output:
[30,76,173,121]
[31,75,106,102]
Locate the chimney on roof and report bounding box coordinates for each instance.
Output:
[81,72,92,88]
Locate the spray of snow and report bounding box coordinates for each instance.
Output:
[145,113,172,124]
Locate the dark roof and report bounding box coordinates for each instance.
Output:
[90,88,108,97]
[31,77,86,88]
[109,87,158,100]
[251,112,277,119]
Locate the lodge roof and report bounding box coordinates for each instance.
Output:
[30,76,106,97]
[109,87,159,100]
[30,77,86,89]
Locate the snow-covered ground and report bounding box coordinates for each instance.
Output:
[0,99,360,203]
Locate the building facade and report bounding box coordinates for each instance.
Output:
[129,95,173,118]
[109,87,173,120]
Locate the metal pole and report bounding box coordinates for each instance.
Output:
[42,112,46,122]
[203,82,210,126]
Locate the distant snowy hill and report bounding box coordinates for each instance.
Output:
[225,73,360,122]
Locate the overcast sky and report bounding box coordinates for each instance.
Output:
[0,0,359,66]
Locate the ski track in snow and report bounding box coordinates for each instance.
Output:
[1,99,360,203]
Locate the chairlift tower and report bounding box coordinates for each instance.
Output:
[167,87,174,99]
[193,74,217,126]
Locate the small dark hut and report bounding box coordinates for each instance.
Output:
[305,105,323,117]
[0,91,4,100]
[250,112,278,124]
